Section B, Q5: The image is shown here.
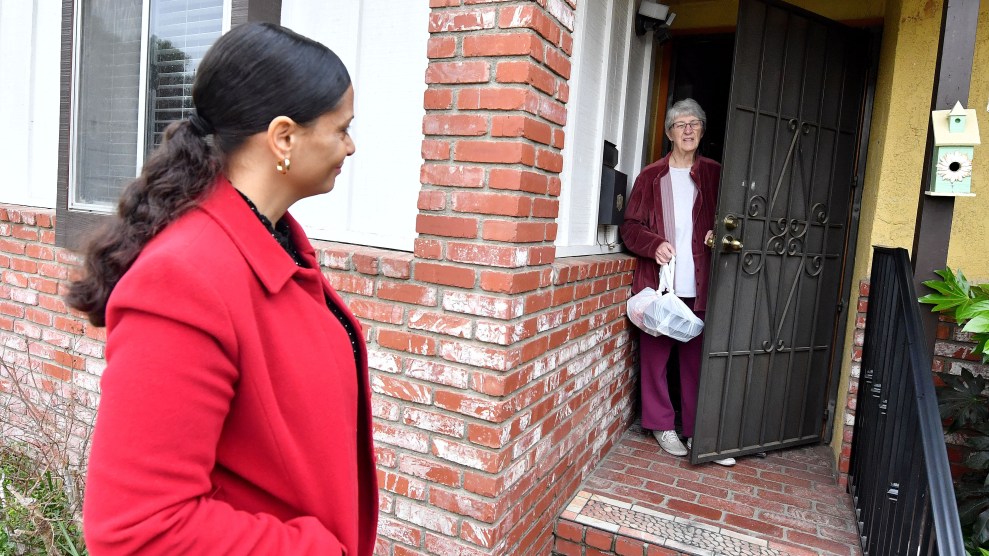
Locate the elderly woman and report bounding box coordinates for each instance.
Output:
[620,98,734,466]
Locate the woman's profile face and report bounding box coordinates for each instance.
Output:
[666,113,704,155]
[289,85,356,198]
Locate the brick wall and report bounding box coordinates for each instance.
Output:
[0,206,102,490]
[1,2,647,555]
[836,280,868,488]
[0,206,638,556]
[321,243,636,555]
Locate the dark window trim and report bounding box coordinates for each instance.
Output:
[56,0,282,251]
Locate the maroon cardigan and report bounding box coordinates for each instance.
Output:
[620,153,721,312]
[83,178,378,555]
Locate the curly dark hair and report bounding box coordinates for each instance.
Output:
[67,22,351,326]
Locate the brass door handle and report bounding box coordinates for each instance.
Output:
[724,214,739,230]
[722,235,743,252]
[706,234,743,252]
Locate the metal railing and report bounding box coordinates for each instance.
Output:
[848,247,964,556]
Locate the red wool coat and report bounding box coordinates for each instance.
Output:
[620,154,721,312]
[83,178,378,555]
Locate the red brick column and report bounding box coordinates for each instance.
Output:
[347,1,636,554]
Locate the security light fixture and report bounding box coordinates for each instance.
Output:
[635,1,676,41]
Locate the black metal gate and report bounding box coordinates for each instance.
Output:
[692,0,870,463]
[848,247,963,555]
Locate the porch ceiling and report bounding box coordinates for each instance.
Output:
[663,0,885,30]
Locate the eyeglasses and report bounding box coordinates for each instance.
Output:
[669,120,703,132]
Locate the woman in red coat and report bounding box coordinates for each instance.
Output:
[620,99,734,467]
[69,23,378,554]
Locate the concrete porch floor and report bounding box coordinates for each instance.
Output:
[553,425,863,556]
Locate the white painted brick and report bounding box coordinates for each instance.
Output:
[367,349,401,374]
[394,498,457,536]
[405,359,470,389]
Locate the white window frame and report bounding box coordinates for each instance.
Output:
[556,0,655,257]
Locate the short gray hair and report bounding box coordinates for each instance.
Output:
[665,98,707,130]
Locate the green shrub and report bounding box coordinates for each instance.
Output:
[920,267,989,554]
[0,447,86,556]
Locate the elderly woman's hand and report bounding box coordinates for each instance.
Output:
[654,242,675,265]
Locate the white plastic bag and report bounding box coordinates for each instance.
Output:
[627,287,660,335]
[631,256,704,342]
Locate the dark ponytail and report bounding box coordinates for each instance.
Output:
[68,22,352,326]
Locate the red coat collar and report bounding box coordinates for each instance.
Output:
[198,176,319,295]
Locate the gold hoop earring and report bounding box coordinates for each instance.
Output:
[276,158,291,174]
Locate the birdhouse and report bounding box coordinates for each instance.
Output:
[929,101,981,196]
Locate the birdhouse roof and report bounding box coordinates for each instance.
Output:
[932,106,982,145]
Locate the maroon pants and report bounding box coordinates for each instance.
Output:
[639,297,704,437]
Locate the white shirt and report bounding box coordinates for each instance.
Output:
[669,167,697,297]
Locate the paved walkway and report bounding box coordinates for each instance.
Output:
[554,425,863,556]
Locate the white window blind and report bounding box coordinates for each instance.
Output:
[71,0,224,210]
[281,0,429,252]
[556,0,654,257]
[145,0,224,152]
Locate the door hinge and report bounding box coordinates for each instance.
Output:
[837,299,845,313]
[851,174,860,189]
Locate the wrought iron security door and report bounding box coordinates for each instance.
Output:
[691,0,869,464]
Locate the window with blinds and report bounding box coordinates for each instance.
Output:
[72,0,223,210]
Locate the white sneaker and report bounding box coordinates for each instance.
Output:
[686,439,736,467]
[654,430,687,456]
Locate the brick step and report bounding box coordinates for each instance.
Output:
[551,427,864,556]
[553,491,791,556]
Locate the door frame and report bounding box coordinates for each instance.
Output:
[821,26,883,442]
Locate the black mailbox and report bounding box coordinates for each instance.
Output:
[599,166,627,225]
[599,140,626,225]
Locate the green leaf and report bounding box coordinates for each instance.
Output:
[971,436,989,451]
[966,451,989,470]
[57,522,82,556]
[938,369,989,430]
[965,316,989,334]
[920,293,971,313]
[974,283,989,299]
[922,280,962,296]
[960,496,989,524]
[976,508,989,546]
[958,301,989,321]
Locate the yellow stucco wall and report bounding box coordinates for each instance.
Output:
[830,0,942,460]
[847,0,989,283]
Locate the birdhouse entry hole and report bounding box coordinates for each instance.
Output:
[949,161,962,172]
